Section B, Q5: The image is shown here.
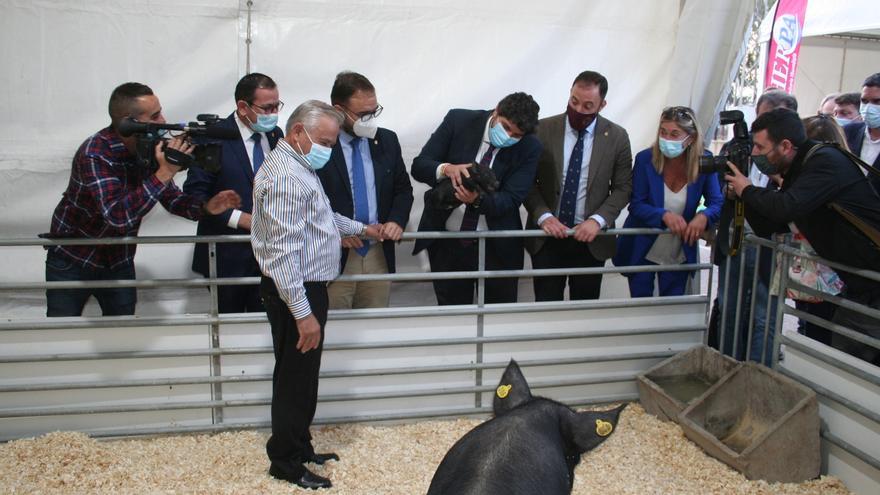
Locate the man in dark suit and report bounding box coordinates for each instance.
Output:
[412,92,541,305]
[184,73,284,313]
[844,72,880,191]
[317,72,414,309]
[524,70,633,301]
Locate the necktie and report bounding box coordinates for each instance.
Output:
[351,137,371,256]
[459,144,496,245]
[558,128,587,227]
[252,133,265,175]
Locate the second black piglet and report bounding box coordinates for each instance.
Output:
[425,161,500,210]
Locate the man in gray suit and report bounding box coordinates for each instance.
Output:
[524,70,633,300]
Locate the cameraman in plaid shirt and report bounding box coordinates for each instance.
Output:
[44,82,241,316]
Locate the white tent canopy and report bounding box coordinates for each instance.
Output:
[0,0,754,311]
[759,0,880,41]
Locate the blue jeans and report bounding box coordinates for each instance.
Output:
[45,250,136,316]
[716,244,778,365]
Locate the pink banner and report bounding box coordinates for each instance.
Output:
[764,0,809,93]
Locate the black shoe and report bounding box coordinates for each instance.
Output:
[302,452,340,465]
[269,464,332,490]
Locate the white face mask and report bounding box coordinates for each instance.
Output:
[352,116,378,139]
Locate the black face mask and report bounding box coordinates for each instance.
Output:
[566,105,597,132]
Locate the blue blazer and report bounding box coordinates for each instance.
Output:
[410,109,542,264]
[183,113,283,277]
[613,148,723,271]
[316,127,414,273]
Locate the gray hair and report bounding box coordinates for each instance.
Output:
[757,88,798,113]
[285,99,344,134]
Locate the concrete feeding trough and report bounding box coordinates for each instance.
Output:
[637,345,741,422]
[677,362,820,482]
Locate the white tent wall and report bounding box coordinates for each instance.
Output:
[0,0,754,316]
[793,36,880,113]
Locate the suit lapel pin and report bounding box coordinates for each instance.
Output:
[374,139,378,145]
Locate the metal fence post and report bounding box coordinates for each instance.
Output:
[771,240,790,369]
[475,235,486,409]
[208,241,223,424]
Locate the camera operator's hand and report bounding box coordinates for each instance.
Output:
[154,136,194,184]
[662,211,688,237]
[683,212,708,246]
[725,161,751,197]
[379,221,404,241]
[204,190,242,215]
[539,216,570,239]
[573,218,602,243]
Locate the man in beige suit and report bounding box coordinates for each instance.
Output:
[524,70,633,300]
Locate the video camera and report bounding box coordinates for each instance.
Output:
[698,110,751,176]
[118,115,239,174]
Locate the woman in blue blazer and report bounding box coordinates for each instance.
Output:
[614,106,723,297]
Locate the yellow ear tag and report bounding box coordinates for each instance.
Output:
[496,384,512,399]
[596,419,613,437]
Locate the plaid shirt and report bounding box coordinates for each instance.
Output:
[47,126,204,270]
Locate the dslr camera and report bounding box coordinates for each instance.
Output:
[698,110,751,176]
[118,115,239,174]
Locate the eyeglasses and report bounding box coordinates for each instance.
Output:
[663,106,695,121]
[249,101,284,114]
[344,104,384,121]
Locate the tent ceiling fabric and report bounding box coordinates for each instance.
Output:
[0,0,754,287]
[759,0,880,41]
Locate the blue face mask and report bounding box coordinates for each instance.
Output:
[658,137,688,159]
[250,113,279,133]
[300,128,332,170]
[835,117,853,127]
[488,120,520,148]
[861,102,880,129]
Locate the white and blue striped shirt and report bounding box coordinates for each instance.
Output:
[251,139,365,319]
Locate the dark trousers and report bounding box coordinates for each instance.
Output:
[261,276,328,478]
[530,238,604,301]
[795,300,836,346]
[427,238,519,305]
[45,249,136,317]
[627,263,690,297]
[217,284,264,313]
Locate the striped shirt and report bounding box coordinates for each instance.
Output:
[251,139,365,318]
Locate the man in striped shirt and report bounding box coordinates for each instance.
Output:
[251,100,380,490]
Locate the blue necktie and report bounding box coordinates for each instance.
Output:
[252,133,265,175]
[459,144,495,246]
[558,128,587,227]
[351,137,371,256]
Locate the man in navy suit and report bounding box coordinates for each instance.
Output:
[412,93,542,305]
[317,72,414,308]
[844,72,880,191]
[184,73,284,313]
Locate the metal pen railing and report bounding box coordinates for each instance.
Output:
[0,227,711,440]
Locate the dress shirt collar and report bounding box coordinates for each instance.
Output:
[234,111,262,142]
[275,138,312,170]
[339,128,358,146]
[564,114,598,137]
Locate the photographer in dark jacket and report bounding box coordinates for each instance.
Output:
[726,108,880,364]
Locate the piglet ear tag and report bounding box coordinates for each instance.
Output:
[492,359,533,416]
[596,419,613,437]
[496,384,512,399]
